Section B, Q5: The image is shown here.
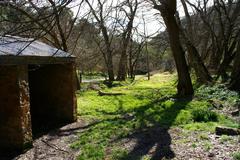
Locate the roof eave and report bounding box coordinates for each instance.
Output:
[0,55,76,65]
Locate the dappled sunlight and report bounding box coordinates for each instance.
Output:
[73,73,239,159]
[76,96,196,159]
[75,74,191,159]
[1,0,239,158]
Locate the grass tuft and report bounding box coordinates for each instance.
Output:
[233,152,240,160]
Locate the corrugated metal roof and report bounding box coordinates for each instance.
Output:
[0,36,73,58]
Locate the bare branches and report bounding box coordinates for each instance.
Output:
[0,0,88,53]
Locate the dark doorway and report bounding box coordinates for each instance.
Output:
[28,64,76,138]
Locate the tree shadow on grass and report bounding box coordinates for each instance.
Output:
[87,95,192,160]
[117,96,192,160]
[64,91,193,160]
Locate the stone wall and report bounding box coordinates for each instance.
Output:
[0,63,77,152]
[0,65,32,151]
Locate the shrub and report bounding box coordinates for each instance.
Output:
[191,108,218,122]
[174,110,193,125]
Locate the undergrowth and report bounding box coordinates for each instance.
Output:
[196,83,239,106]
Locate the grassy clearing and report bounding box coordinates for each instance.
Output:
[72,73,239,160]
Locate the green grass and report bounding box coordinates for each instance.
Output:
[203,141,212,151]
[81,72,106,80]
[219,135,232,144]
[73,73,239,160]
[233,152,240,160]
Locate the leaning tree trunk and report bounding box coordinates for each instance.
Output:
[154,1,194,96]
[178,29,213,84]
[186,43,213,84]
[178,0,212,84]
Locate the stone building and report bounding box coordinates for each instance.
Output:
[0,36,77,152]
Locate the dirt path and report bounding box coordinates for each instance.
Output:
[13,119,87,160]
[3,118,239,160]
[106,127,239,160]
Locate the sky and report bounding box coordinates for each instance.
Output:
[69,0,211,39]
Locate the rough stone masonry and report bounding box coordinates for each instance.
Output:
[0,63,77,152]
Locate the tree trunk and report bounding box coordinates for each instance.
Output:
[107,59,115,81]
[79,70,82,84]
[129,43,134,79]
[208,50,220,73]
[229,42,240,91]
[75,70,80,90]
[116,2,138,81]
[154,2,194,96]
[216,41,237,82]
[179,0,212,84]
[116,51,127,81]
[186,43,212,84]
[117,37,130,81]
[146,42,150,80]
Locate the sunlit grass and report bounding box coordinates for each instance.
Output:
[73,73,239,160]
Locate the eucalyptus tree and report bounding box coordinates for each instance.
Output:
[178,0,213,84]
[149,0,194,96]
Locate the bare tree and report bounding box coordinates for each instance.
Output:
[187,0,240,82]
[116,0,139,80]
[85,0,117,81]
[0,0,86,52]
[128,31,145,79]
[142,13,150,80]
[178,0,212,84]
[149,0,194,96]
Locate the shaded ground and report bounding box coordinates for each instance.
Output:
[108,127,239,160]
[10,119,87,160]
[7,119,239,160]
